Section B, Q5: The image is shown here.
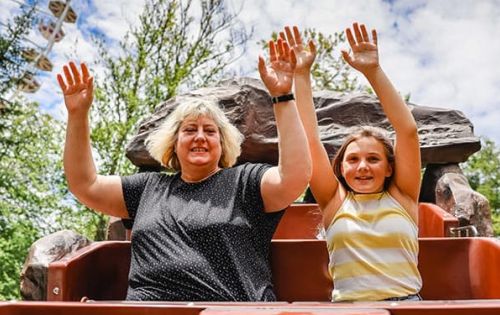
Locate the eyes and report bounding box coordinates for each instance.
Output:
[181,126,218,135]
[345,155,381,163]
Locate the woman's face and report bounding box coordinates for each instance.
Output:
[175,115,222,170]
[341,136,392,194]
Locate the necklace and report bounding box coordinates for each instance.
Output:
[181,167,221,183]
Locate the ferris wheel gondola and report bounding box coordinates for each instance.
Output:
[38,21,65,42]
[17,72,41,93]
[48,1,77,23]
[21,48,53,71]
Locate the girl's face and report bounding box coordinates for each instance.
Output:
[175,116,222,170]
[341,136,392,194]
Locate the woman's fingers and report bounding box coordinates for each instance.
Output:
[87,76,94,99]
[276,39,285,60]
[69,61,82,84]
[360,24,370,42]
[279,32,286,42]
[282,41,290,60]
[63,65,74,86]
[258,55,268,78]
[345,27,356,48]
[81,63,90,83]
[269,40,277,62]
[290,49,297,68]
[57,74,67,92]
[353,22,363,43]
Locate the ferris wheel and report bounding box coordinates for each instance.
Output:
[6,0,78,95]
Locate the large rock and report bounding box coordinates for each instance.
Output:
[125,77,480,169]
[20,230,91,300]
[420,163,493,237]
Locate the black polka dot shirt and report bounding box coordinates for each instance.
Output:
[121,163,283,301]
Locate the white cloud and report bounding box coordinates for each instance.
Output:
[3,0,500,145]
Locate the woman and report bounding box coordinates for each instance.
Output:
[56,38,311,301]
[282,23,422,301]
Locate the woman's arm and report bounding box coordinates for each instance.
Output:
[258,39,312,212]
[281,26,340,210]
[342,23,421,203]
[58,62,128,218]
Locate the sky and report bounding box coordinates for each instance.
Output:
[2,0,500,145]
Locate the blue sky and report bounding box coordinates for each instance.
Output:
[2,0,500,145]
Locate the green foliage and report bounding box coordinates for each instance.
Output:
[260,28,366,92]
[0,99,101,299]
[0,2,38,98]
[462,137,500,235]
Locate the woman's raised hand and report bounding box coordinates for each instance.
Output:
[342,22,380,75]
[258,38,296,96]
[57,62,94,115]
[280,26,316,75]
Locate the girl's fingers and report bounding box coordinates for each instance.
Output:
[81,63,90,83]
[63,65,74,86]
[372,29,378,46]
[345,28,356,48]
[285,26,295,46]
[269,40,277,62]
[341,50,353,67]
[360,24,370,42]
[293,26,302,46]
[57,74,67,92]
[308,40,317,56]
[69,61,81,84]
[353,22,363,43]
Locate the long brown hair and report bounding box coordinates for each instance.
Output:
[332,126,395,191]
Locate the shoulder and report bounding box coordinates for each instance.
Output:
[122,171,176,188]
[387,186,419,223]
[224,163,272,179]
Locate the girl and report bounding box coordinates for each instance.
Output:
[282,23,422,302]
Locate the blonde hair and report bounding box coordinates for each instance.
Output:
[332,126,395,191]
[145,98,244,171]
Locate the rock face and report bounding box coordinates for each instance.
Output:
[420,163,493,237]
[20,230,91,300]
[125,77,480,170]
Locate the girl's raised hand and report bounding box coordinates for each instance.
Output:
[258,38,297,96]
[342,23,379,75]
[57,62,94,115]
[280,26,316,75]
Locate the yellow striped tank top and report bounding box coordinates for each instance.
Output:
[325,191,422,302]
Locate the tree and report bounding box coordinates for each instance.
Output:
[0,1,38,98]
[78,0,251,240]
[0,98,100,299]
[462,137,500,235]
[260,28,366,92]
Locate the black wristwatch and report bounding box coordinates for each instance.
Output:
[271,93,295,104]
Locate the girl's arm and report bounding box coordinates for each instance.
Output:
[281,26,340,210]
[342,23,421,203]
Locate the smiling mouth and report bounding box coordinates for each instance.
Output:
[355,177,373,180]
[191,148,208,152]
